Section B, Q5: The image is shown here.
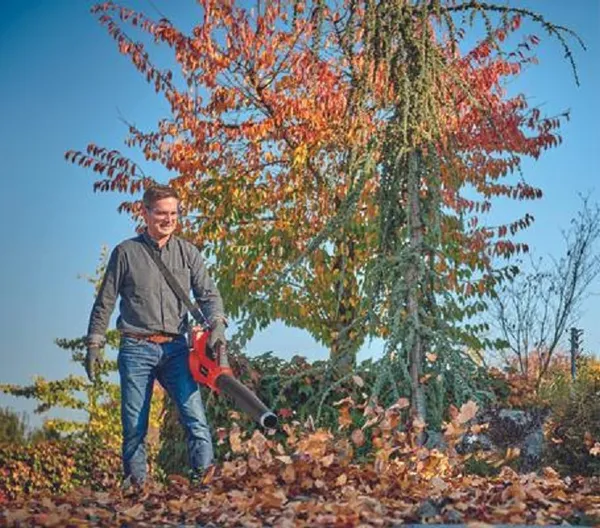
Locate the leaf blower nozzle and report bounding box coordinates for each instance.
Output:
[189,327,278,429]
[260,411,278,429]
[216,374,278,429]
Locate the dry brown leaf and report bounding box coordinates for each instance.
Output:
[419,373,433,383]
[389,397,410,411]
[248,456,262,471]
[470,423,488,434]
[282,464,296,484]
[259,489,287,509]
[336,473,348,486]
[430,476,449,494]
[542,466,560,479]
[456,400,478,424]
[122,503,145,519]
[333,396,354,407]
[321,453,335,467]
[352,375,365,387]
[351,428,366,447]
[338,405,353,429]
[229,425,244,453]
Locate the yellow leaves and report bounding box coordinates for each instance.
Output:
[291,143,308,168]
[335,473,348,486]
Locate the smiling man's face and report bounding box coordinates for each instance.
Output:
[143,197,179,241]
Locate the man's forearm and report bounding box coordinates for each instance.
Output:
[86,248,122,345]
[87,299,115,346]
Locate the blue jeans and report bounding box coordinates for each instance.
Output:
[118,336,214,483]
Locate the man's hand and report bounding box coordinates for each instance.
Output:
[208,320,227,350]
[85,347,103,381]
[208,321,228,368]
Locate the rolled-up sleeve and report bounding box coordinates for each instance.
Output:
[86,246,124,346]
[188,245,226,327]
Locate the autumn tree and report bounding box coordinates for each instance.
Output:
[68,0,382,372]
[341,2,579,424]
[67,1,580,425]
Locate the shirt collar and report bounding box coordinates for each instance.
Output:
[141,230,172,250]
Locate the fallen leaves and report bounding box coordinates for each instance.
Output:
[1,400,599,526]
[2,466,598,527]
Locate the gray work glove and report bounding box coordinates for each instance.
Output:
[208,321,228,368]
[85,347,103,381]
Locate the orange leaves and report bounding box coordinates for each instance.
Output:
[295,429,333,460]
[3,412,600,526]
[67,1,575,362]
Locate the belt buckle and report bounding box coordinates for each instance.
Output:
[147,334,173,344]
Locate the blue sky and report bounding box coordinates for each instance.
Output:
[0,0,598,427]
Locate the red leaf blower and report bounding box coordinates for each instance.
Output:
[188,327,278,429]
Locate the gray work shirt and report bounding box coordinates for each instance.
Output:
[86,231,225,346]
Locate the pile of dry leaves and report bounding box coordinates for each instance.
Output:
[2,400,599,526]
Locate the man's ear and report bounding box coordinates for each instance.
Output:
[141,205,150,224]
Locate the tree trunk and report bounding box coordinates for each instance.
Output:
[406,150,427,427]
[329,236,363,376]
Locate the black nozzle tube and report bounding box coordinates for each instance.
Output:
[216,374,278,429]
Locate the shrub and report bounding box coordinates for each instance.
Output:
[545,356,600,476]
[0,407,29,445]
[0,438,123,500]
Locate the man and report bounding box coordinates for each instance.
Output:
[85,184,227,490]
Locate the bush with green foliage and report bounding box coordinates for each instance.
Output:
[0,407,29,445]
[157,348,495,476]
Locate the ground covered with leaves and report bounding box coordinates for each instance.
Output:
[2,421,600,527]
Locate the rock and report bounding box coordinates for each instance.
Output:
[457,406,550,472]
[457,431,494,453]
[520,426,545,471]
[416,499,440,522]
[444,508,464,524]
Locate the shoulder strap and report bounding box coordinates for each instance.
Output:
[140,239,209,327]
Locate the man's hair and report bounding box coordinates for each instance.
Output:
[142,185,179,209]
